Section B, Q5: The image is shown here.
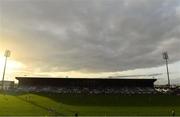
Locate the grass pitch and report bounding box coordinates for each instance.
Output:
[0,92,180,116]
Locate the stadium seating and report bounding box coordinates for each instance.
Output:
[16,86,158,94]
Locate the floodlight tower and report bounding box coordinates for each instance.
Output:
[162,51,170,87]
[2,50,11,90]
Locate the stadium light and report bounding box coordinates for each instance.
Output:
[2,50,11,90]
[162,51,170,87]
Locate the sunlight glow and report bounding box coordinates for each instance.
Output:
[0,55,25,81]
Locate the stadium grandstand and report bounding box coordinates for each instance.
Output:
[16,77,157,94]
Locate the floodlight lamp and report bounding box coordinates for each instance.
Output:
[162,52,168,60]
[4,50,11,57]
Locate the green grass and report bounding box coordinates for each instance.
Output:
[0,92,180,116]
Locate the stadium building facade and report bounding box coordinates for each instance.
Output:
[16,77,156,88]
[16,77,157,94]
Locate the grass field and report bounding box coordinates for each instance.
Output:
[0,92,180,116]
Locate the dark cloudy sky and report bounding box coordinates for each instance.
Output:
[0,0,180,84]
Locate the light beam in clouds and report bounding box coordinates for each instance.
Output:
[0,0,180,84]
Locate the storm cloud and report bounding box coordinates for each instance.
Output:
[1,0,180,73]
